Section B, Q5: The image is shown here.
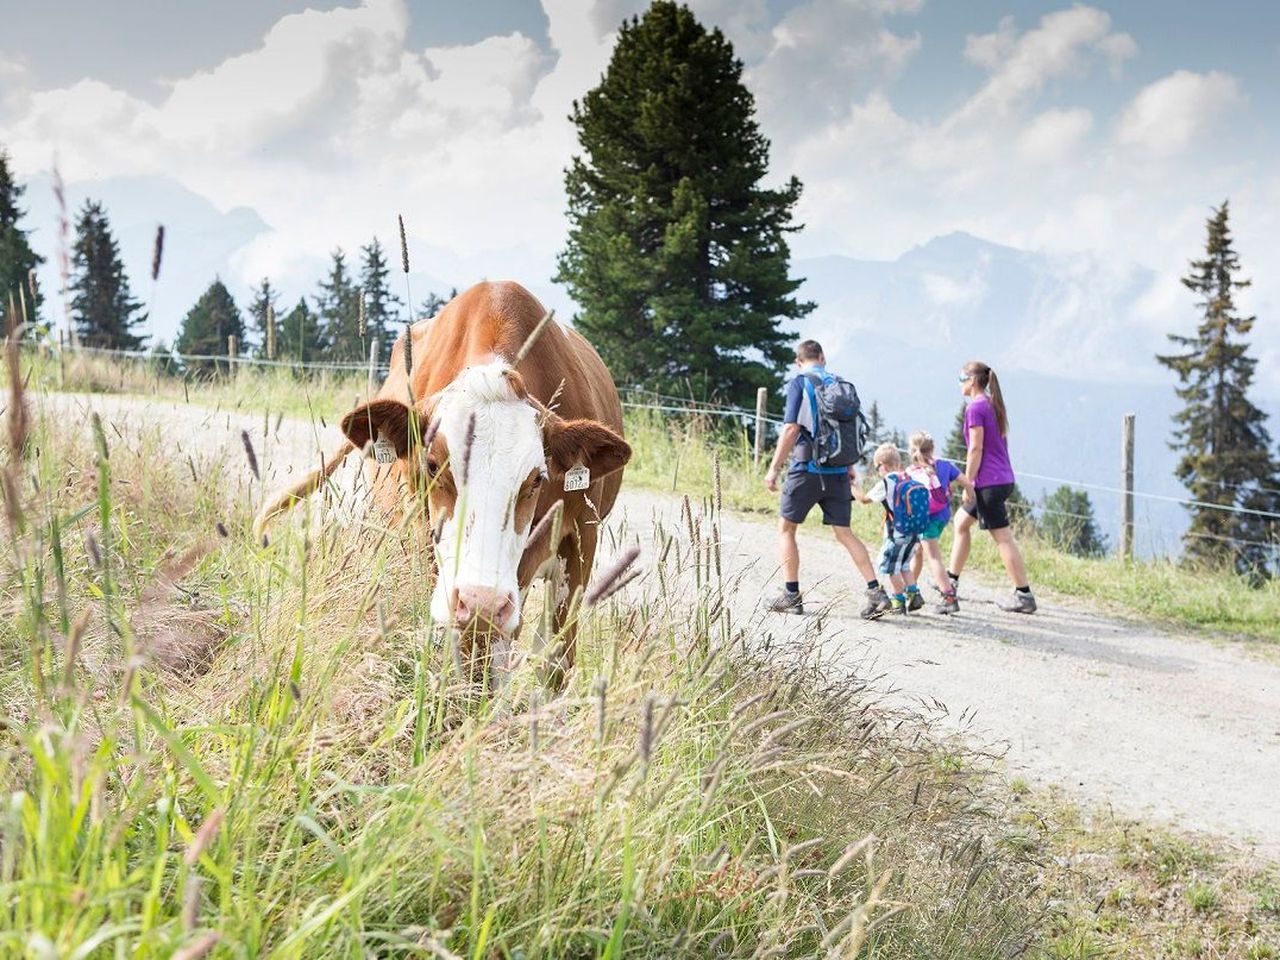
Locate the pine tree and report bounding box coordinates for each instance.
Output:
[176,279,245,369]
[246,278,281,358]
[314,248,362,362]
[68,200,146,350]
[1156,201,1279,577]
[1041,486,1107,558]
[944,404,967,466]
[279,298,324,364]
[359,238,401,362]
[419,288,458,320]
[863,401,887,465]
[555,1,813,408]
[0,147,44,332]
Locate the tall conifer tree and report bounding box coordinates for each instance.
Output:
[1157,201,1279,576]
[176,279,245,367]
[315,248,361,361]
[556,1,812,407]
[0,147,44,332]
[68,200,146,350]
[359,237,401,362]
[246,278,281,358]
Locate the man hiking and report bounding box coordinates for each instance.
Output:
[763,340,892,619]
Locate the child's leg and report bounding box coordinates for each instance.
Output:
[910,546,923,582]
[902,539,920,589]
[887,572,906,593]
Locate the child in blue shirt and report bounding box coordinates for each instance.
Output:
[854,443,922,615]
[906,431,974,614]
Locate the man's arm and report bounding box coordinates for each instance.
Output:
[764,423,801,492]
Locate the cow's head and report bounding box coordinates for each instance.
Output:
[341,361,630,675]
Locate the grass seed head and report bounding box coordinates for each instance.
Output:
[185,808,225,865]
[240,429,259,481]
[151,224,165,281]
[398,214,409,273]
[585,545,641,606]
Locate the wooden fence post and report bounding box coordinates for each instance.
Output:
[1121,412,1135,561]
[754,387,768,468]
[58,329,66,390]
[368,336,380,396]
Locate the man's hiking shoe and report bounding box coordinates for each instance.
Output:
[906,591,924,612]
[1000,591,1037,614]
[935,592,960,615]
[859,586,892,620]
[766,590,804,615]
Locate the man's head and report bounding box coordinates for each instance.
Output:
[873,442,901,474]
[340,361,630,673]
[795,339,824,366]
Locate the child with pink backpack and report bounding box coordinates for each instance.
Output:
[907,431,975,614]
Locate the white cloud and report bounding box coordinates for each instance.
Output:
[1116,70,1243,156]
[1017,107,1093,162]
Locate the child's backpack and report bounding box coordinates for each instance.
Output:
[909,463,952,515]
[890,473,932,537]
[800,372,869,473]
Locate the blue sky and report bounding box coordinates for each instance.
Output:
[2,0,1278,394]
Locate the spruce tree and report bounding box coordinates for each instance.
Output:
[419,288,458,320]
[246,278,281,358]
[863,401,887,465]
[1156,201,1279,576]
[279,298,324,364]
[359,238,401,362]
[555,1,813,408]
[314,248,362,362]
[944,405,967,466]
[1041,486,1107,558]
[68,200,146,350]
[176,279,245,369]
[0,147,44,332]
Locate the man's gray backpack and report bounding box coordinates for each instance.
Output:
[800,372,869,474]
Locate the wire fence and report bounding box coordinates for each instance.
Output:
[29,340,1280,553]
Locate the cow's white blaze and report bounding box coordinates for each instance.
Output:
[430,361,545,632]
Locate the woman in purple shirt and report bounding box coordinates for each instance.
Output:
[944,361,1036,614]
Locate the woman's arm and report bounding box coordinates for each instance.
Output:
[965,425,984,484]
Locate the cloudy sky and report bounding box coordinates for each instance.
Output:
[3,0,1278,394]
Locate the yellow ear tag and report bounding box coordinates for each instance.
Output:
[563,464,590,492]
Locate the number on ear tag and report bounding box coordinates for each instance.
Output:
[373,438,396,464]
[563,464,591,492]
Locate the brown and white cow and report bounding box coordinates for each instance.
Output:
[254,280,631,683]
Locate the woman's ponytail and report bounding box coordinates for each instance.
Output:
[965,361,1009,437]
[987,370,1009,437]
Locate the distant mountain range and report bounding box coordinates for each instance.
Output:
[21,174,1279,556]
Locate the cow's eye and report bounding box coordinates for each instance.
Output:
[425,459,440,478]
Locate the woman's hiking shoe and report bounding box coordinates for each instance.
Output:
[1000,591,1037,614]
[906,590,925,612]
[859,586,892,619]
[935,592,960,615]
[766,589,804,615]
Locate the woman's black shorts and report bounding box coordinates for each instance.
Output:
[962,483,1014,531]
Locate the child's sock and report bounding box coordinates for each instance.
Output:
[906,584,920,595]
[785,581,800,595]
[893,593,906,604]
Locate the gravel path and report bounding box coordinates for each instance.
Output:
[48,391,1280,856]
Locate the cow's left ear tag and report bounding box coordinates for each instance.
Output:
[372,433,397,464]
[564,464,590,492]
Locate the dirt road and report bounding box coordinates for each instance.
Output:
[45,391,1280,856]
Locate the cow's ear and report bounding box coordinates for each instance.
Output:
[341,399,420,457]
[544,417,631,482]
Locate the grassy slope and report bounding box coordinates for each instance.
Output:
[2,371,1039,956]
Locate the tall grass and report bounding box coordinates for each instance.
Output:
[0,363,1041,955]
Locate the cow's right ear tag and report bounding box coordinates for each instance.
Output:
[563,464,590,492]
[373,436,396,464]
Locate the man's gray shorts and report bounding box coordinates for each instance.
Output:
[780,470,852,527]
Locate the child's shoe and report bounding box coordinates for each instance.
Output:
[906,587,924,612]
[890,594,908,615]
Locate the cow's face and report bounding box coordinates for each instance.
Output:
[341,361,630,674]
